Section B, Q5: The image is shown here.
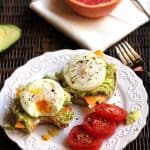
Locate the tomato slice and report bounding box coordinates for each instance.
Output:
[84,112,116,138]
[68,125,103,150]
[95,103,127,123]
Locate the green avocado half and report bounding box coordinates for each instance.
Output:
[0,25,21,52]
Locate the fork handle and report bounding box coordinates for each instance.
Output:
[144,70,150,76]
[134,67,150,76]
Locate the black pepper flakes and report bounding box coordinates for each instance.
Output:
[32,95,35,98]
[92,57,96,60]
[51,89,55,92]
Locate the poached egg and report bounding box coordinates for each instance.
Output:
[63,53,107,91]
[17,79,65,118]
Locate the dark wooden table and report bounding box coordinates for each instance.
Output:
[0,0,149,149]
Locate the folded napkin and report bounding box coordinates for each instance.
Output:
[30,0,150,51]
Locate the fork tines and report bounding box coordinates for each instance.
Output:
[115,41,143,68]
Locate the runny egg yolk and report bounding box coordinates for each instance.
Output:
[36,100,52,114]
[29,88,44,100]
[29,88,43,96]
[19,79,66,117]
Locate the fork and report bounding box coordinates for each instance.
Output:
[131,0,150,19]
[115,41,150,76]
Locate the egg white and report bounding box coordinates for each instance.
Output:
[18,79,65,118]
[63,53,106,91]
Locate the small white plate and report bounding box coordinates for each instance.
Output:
[0,50,148,150]
[29,0,149,50]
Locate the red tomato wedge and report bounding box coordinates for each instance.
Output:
[68,125,103,150]
[95,103,127,123]
[84,112,116,138]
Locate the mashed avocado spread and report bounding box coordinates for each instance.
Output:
[126,110,141,125]
[56,64,116,98]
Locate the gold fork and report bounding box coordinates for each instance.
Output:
[115,41,150,76]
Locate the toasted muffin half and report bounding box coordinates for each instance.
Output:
[5,79,73,133]
[56,51,117,108]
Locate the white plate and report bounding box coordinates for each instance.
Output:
[0,50,148,150]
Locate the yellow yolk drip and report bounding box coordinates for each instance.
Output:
[29,88,43,95]
[29,88,44,100]
[36,100,51,114]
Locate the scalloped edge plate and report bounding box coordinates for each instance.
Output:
[0,50,148,150]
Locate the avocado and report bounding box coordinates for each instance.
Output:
[11,99,36,133]
[0,25,21,52]
[63,91,72,106]
[126,110,141,125]
[8,97,73,133]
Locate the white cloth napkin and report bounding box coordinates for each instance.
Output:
[30,0,150,51]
